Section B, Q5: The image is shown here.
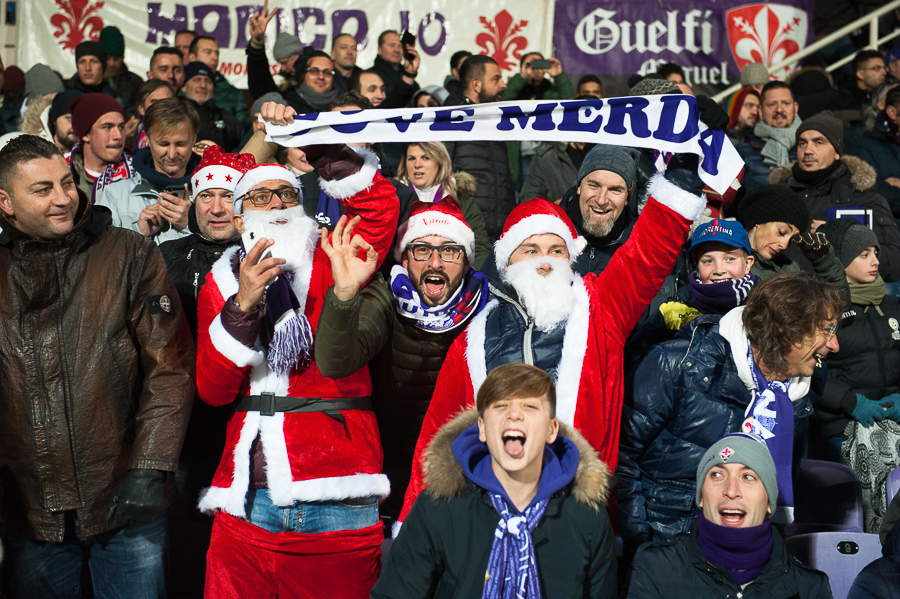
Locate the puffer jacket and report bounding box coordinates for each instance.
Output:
[372,410,616,599]
[817,294,900,439]
[770,156,900,282]
[445,136,516,242]
[0,200,194,542]
[520,141,578,203]
[314,275,471,520]
[628,520,832,598]
[618,310,816,552]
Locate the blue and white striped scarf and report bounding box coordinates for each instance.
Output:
[483,494,548,599]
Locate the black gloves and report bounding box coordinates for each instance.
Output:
[302,144,365,181]
[792,231,831,262]
[696,95,729,130]
[663,153,706,196]
[105,469,167,526]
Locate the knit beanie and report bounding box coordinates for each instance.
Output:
[576,144,636,189]
[25,64,64,99]
[251,91,288,116]
[69,93,124,139]
[741,63,769,88]
[723,87,760,129]
[75,41,107,71]
[696,433,778,514]
[99,26,125,57]
[3,66,25,94]
[49,90,83,124]
[819,218,879,268]
[273,33,303,61]
[184,61,216,85]
[796,109,844,155]
[738,185,810,233]
[629,77,680,96]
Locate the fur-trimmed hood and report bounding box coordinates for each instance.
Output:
[768,155,878,192]
[423,409,611,510]
[455,171,478,198]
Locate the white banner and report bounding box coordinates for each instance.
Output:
[266,96,743,195]
[18,0,553,90]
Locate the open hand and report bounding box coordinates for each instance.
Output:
[320,215,378,301]
[249,0,278,45]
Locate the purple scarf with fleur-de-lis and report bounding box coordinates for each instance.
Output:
[482,494,548,599]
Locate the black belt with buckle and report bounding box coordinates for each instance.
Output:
[234,394,372,431]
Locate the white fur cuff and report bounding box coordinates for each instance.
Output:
[319,147,380,200]
[208,314,265,368]
[647,173,707,222]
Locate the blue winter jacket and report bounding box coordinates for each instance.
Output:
[618,312,815,553]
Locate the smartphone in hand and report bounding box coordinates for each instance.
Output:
[530,59,551,70]
[401,29,416,61]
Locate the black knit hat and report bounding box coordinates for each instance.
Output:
[796,109,844,155]
[75,41,107,71]
[738,185,810,233]
[819,218,879,268]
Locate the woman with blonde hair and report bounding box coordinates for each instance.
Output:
[397,141,490,268]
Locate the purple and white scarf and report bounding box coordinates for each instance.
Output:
[483,493,548,599]
[742,344,795,518]
[239,246,314,375]
[690,271,757,315]
[390,264,490,333]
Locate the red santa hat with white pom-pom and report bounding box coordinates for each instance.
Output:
[394,197,476,262]
[493,198,588,272]
[191,145,256,201]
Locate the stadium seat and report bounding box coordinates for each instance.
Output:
[785,532,882,599]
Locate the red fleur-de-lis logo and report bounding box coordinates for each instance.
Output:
[475,10,529,71]
[726,4,808,77]
[51,0,105,52]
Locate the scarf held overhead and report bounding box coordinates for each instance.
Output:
[264,96,743,195]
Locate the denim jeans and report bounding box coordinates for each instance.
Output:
[2,511,168,599]
[245,488,379,534]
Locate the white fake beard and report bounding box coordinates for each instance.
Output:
[241,205,318,271]
[501,256,576,333]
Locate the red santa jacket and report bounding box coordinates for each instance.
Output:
[398,175,705,524]
[196,150,399,518]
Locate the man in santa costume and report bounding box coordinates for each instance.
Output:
[194,105,399,597]
[398,146,708,528]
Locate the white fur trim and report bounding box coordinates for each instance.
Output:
[233,165,302,213]
[259,413,295,506]
[647,173,707,222]
[319,147,380,200]
[392,519,403,539]
[210,246,240,299]
[290,473,391,502]
[394,211,476,262]
[554,277,590,426]
[717,307,810,401]
[192,165,243,200]
[493,214,582,272]
[198,410,261,516]
[208,314,265,368]
[465,300,499,394]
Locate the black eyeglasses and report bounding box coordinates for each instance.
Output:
[408,242,465,262]
[306,67,335,77]
[242,187,301,207]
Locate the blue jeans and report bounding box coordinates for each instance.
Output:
[245,488,378,534]
[2,512,168,599]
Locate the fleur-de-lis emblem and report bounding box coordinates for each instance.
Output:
[727,3,808,77]
[475,10,529,71]
[51,0,105,52]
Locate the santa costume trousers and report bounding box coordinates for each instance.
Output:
[205,508,383,599]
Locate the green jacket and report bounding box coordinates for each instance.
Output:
[214,73,249,127]
[372,410,617,599]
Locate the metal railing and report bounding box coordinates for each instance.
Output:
[712,0,900,103]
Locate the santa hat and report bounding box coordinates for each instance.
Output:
[394,198,476,262]
[493,199,588,272]
[191,145,257,201]
[233,163,303,214]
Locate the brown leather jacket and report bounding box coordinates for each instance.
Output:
[0,200,195,541]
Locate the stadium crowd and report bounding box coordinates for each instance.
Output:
[3,1,900,597]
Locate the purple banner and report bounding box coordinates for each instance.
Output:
[554,0,815,84]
